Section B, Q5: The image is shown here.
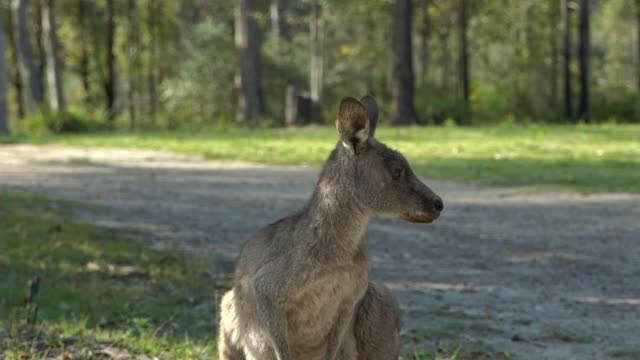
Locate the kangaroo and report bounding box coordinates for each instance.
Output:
[218,96,443,360]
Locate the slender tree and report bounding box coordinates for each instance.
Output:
[235,0,264,125]
[391,0,417,125]
[270,0,289,41]
[309,0,324,124]
[105,0,116,122]
[440,28,450,91]
[577,0,590,122]
[178,0,200,51]
[42,0,65,111]
[127,0,140,130]
[417,0,432,84]
[637,0,640,92]
[550,0,559,111]
[6,8,25,119]
[77,0,90,105]
[459,0,470,122]
[34,0,45,102]
[147,0,158,123]
[562,0,573,121]
[0,6,9,135]
[271,0,290,126]
[510,1,520,99]
[11,0,44,112]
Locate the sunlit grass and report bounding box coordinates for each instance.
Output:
[4,124,638,192]
[0,190,225,359]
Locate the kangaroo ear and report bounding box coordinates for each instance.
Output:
[336,97,370,154]
[360,95,378,138]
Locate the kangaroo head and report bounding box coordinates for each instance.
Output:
[335,96,443,223]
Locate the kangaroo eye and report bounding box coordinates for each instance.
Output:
[392,168,403,179]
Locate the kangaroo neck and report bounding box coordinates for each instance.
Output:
[304,150,371,257]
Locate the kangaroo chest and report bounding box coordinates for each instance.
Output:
[285,262,368,354]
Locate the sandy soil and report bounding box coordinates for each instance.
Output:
[1,144,639,359]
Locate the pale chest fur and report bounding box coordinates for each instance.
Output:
[285,262,368,355]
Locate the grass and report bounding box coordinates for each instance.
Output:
[3,123,639,192]
[430,305,471,319]
[408,321,503,341]
[609,348,640,359]
[405,343,510,360]
[0,190,227,359]
[538,329,593,344]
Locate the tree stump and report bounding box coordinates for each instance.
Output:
[285,85,312,126]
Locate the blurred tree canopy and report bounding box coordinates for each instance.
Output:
[0,0,639,134]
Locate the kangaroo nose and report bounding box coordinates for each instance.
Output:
[434,198,444,212]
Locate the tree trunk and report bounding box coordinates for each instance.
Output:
[391,0,417,125]
[562,0,574,121]
[510,1,520,100]
[34,0,45,103]
[384,28,393,99]
[147,0,158,124]
[270,0,289,41]
[127,0,139,131]
[459,0,470,123]
[440,29,450,91]
[578,0,590,122]
[309,0,324,124]
[105,0,116,122]
[11,0,44,112]
[78,0,90,105]
[0,6,9,135]
[6,9,25,119]
[417,0,432,84]
[285,85,312,126]
[550,0,559,111]
[636,0,640,92]
[235,0,265,126]
[42,0,65,111]
[178,0,199,51]
[271,0,290,126]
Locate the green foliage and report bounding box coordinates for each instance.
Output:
[162,19,237,127]
[470,84,511,123]
[0,191,224,358]
[415,84,467,125]
[6,0,640,128]
[592,87,640,122]
[12,107,109,135]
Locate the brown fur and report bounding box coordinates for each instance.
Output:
[217,96,443,360]
[353,283,402,360]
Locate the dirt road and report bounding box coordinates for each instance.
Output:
[1,145,638,359]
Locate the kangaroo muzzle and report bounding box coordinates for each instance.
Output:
[403,179,443,224]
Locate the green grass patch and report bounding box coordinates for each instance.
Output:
[405,342,510,360]
[430,305,471,319]
[5,124,640,192]
[609,348,640,359]
[408,321,503,341]
[403,320,505,359]
[0,190,226,359]
[538,329,593,344]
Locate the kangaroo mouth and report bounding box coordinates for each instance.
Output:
[403,212,440,224]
